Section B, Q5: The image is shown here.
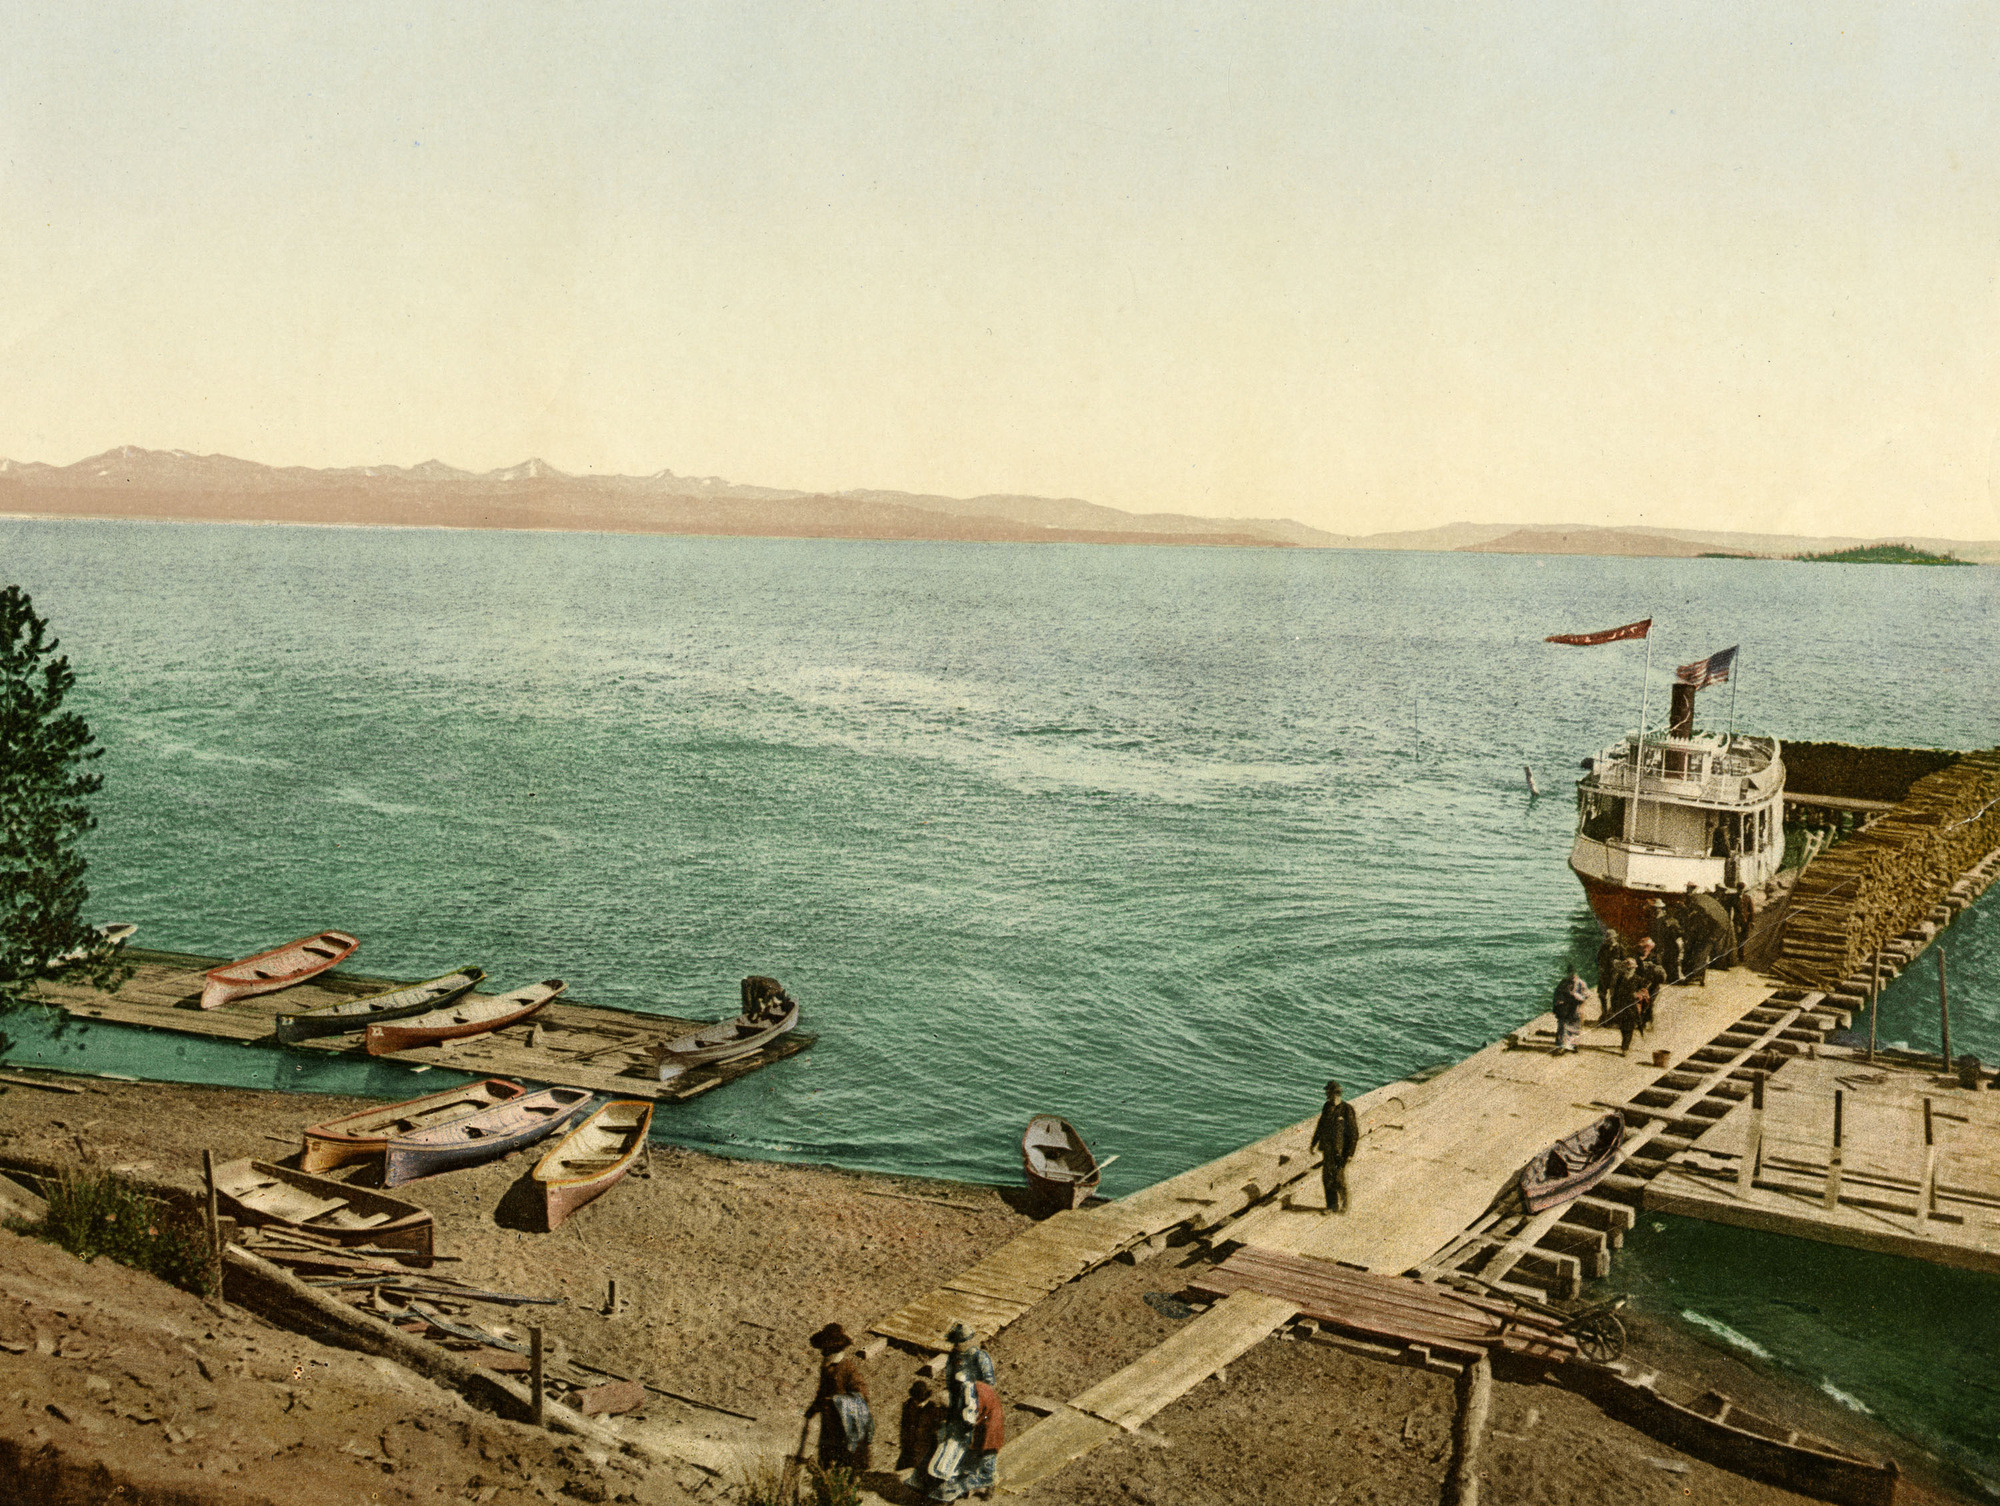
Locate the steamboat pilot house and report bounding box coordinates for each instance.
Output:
[1569,679,1787,940]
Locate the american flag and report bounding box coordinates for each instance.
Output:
[1676,645,1738,689]
[1544,617,1652,646]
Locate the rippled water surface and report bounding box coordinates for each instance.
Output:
[3,518,1997,1484]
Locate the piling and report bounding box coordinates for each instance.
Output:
[1444,1353,1493,1506]
[1937,947,1952,1070]
[529,1326,545,1427]
[1822,1090,1843,1211]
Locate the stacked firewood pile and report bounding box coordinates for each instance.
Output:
[1774,750,2000,988]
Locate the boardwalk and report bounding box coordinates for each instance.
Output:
[34,949,812,1103]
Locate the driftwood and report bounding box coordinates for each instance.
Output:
[220,1243,652,1459]
[0,1072,85,1094]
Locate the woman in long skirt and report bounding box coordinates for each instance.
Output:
[807,1323,872,1475]
[926,1321,1004,1501]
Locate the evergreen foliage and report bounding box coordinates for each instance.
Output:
[0,585,124,1006]
[1793,543,1972,566]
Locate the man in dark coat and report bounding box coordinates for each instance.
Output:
[1633,938,1669,1034]
[1594,929,1628,1021]
[1647,899,1685,983]
[1311,1080,1362,1212]
[1606,957,1642,1054]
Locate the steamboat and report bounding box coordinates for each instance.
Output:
[1570,672,1786,940]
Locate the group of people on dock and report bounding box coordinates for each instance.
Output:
[1553,885,1746,1057]
[803,1317,1003,1501]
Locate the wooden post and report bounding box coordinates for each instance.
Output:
[1737,1073,1765,1197]
[1867,953,1880,1064]
[1915,1097,1937,1233]
[1823,1090,1844,1210]
[202,1150,222,1289]
[605,1277,619,1317]
[1937,946,1952,1072]
[529,1326,544,1427]
[1444,1352,1493,1506]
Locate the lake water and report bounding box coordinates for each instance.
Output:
[3,517,1996,1485]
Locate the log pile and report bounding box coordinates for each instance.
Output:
[1774,750,2000,988]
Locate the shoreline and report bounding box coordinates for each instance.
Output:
[0,1068,1982,1505]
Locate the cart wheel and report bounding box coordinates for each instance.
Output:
[1573,1311,1626,1364]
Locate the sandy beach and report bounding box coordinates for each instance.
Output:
[0,1070,1979,1506]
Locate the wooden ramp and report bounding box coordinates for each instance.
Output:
[1645,1051,2000,1274]
[34,950,812,1104]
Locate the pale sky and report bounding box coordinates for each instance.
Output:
[4,3,1997,538]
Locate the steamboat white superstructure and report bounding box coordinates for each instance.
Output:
[1570,678,1786,939]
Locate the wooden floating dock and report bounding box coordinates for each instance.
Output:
[1645,1051,2000,1274]
[32,949,814,1105]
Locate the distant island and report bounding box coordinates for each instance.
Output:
[1793,543,1974,566]
[2,446,1995,561]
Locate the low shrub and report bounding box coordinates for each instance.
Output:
[35,1166,213,1296]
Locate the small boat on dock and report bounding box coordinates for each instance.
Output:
[532,1099,653,1230]
[274,965,484,1045]
[299,1079,528,1173]
[201,931,360,1010]
[214,1157,434,1263]
[383,1086,595,1186]
[1022,1115,1102,1212]
[1518,1111,1624,1212]
[650,980,799,1078]
[364,978,565,1056]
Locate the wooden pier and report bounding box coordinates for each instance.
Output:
[860,963,1958,1496]
[31,949,813,1104]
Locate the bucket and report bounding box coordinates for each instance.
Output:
[1652,1049,1672,1068]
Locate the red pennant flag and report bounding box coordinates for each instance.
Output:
[1545,618,1652,646]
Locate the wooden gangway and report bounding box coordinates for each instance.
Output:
[32,949,812,1104]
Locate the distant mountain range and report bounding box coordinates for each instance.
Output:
[2,447,1992,561]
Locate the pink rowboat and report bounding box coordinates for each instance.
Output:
[299,1079,528,1174]
[532,1099,653,1230]
[364,978,566,1056]
[201,931,359,1010]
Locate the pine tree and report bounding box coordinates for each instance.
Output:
[0,585,123,1005]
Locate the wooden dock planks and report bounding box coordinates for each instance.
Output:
[32,950,813,1104]
[1646,1051,2000,1274]
[1186,1246,1578,1363]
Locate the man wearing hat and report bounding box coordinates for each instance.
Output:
[1606,956,1643,1055]
[1647,897,1685,983]
[806,1322,872,1476]
[1633,938,1669,1035]
[1310,1080,1361,1212]
[925,1320,1002,1501]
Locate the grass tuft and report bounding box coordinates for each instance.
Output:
[33,1165,214,1296]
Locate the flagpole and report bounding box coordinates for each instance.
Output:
[1729,647,1740,739]
[1628,633,1652,844]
